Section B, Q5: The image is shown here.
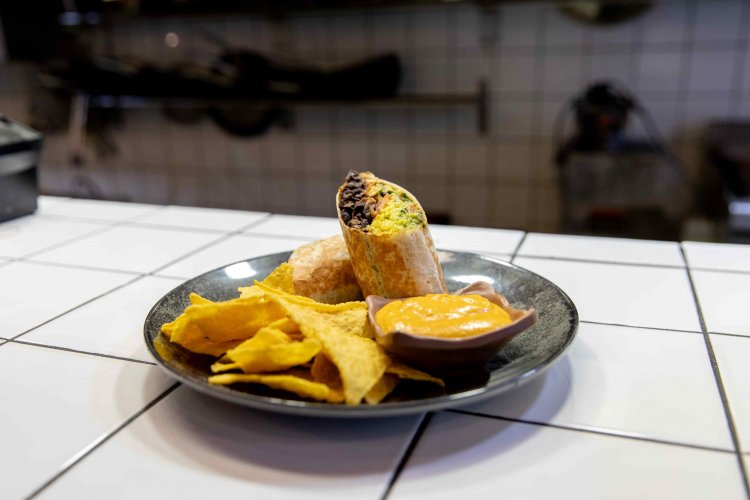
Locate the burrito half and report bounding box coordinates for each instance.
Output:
[288,235,363,304]
[336,170,447,298]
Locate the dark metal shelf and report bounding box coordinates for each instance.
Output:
[62,80,488,167]
[84,80,489,133]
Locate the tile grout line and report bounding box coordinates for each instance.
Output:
[687,266,750,277]
[234,212,275,233]
[519,252,750,276]
[18,212,750,275]
[8,338,157,366]
[380,412,433,500]
[32,213,152,226]
[680,246,750,498]
[580,319,703,335]
[11,258,145,277]
[509,232,528,264]
[15,210,170,265]
[14,221,123,261]
[9,223,750,279]
[17,213,276,275]
[704,331,750,341]
[137,213,274,277]
[19,208,268,263]
[292,37,740,56]
[728,0,750,113]
[10,274,147,342]
[514,253,686,270]
[14,217,130,262]
[26,383,181,500]
[6,214,280,347]
[585,323,750,342]
[667,0,694,155]
[143,227,264,277]
[446,409,736,455]
[526,4,547,230]
[20,249,750,279]
[115,221,243,235]
[14,315,743,365]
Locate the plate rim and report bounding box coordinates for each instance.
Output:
[143,250,578,418]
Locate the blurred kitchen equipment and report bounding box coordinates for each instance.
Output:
[45,49,402,138]
[559,1,653,25]
[704,122,750,239]
[0,115,42,222]
[554,82,690,240]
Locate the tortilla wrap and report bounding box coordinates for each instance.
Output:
[288,235,363,304]
[336,171,447,299]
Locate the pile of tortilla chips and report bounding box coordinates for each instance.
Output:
[161,263,443,405]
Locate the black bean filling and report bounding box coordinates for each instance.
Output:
[339,170,376,230]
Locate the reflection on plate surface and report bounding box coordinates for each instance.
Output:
[144,251,578,418]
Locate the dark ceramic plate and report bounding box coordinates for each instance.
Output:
[144,251,578,418]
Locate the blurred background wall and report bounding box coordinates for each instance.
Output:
[0,0,748,232]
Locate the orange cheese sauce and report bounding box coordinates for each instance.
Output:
[375,294,512,339]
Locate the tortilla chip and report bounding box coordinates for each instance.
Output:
[162,315,246,356]
[256,282,373,339]
[189,293,213,305]
[233,325,291,349]
[387,360,445,387]
[256,281,364,312]
[261,262,295,293]
[211,326,291,371]
[161,320,176,340]
[237,286,262,299]
[266,317,300,335]
[311,353,342,390]
[238,262,295,298]
[262,290,389,405]
[161,262,441,404]
[168,295,287,354]
[211,327,321,374]
[364,374,400,405]
[208,372,344,403]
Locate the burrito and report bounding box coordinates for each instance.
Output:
[288,235,363,304]
[336,170,447,299]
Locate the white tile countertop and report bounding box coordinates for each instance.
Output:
[1,196,749,499]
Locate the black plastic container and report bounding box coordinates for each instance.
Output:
[0,115,42,222]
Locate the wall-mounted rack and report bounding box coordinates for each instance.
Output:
[84,80,488,129]
[62,79,489,166]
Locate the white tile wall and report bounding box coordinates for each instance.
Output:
[638,50,684,93]
[693,0,744,43]
[543,7,587,47]
[2,0,748,232]
[495,53,536,92]
[589,53,638,89]
[688,49,738,93]
[640,1,688,46]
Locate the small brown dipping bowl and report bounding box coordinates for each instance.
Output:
[366,282,537,374]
